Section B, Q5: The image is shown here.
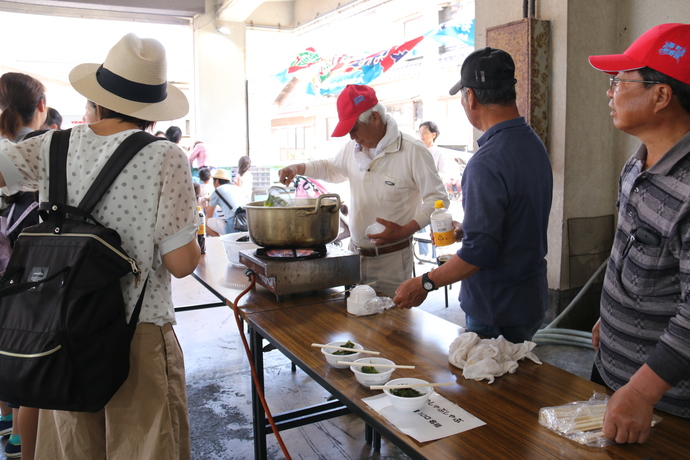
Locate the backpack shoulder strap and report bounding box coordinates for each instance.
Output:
[48,128,72,206]
[78,131,162,215]
[6,201,38,236]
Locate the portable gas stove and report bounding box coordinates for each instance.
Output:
[239,245,360,301]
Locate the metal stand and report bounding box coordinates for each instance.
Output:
[248,325,351,460]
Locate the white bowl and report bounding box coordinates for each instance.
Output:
[365,221,386,236]
[383,377,431,412]
[220,232,260,266]
[320,341,364,368]
[347,285,378,315]
[350,357,395,386]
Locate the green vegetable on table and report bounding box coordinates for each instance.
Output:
[361,365,379,374]
[390,387,423,398]
[332,340,356,355]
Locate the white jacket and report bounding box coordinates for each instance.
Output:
[305,117,448,249]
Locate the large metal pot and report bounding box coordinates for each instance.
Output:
[245,193,341,248]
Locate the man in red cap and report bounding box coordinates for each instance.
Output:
[278,84,448,297]
[588,23,690,442]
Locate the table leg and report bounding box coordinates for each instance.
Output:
[249,325,268,460]
[373,429,381,451]
[365,423,382,451]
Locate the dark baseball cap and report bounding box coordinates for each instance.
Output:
[449,47,517,95]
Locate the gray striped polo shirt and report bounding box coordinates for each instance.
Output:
[595,130,690,418]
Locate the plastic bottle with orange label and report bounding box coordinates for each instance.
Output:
[197,206,206,254]
[430,200,454,265]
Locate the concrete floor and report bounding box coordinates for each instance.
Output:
[172,254,595,460]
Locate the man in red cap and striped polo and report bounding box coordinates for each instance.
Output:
[588,23,690,443]
[279,84,448,297]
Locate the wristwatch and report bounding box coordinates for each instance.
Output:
[421,272,438,291]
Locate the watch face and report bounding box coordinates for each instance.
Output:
[423,281,433,291]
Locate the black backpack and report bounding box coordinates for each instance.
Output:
[0,128,161,412]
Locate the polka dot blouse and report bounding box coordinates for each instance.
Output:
[0,124,197,326]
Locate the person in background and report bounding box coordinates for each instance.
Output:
[197,166,214,204]
[83,100,98,124]
[419,121,464,200]
[0,33,199,459]
[154,130,166,137]
[41,107,62,131]
[0,71,48,460]
[418,121,447,181]
[205,169,246,236]
[189,140,207,170]
[199,166,215,201]
[416,120,448,261]
[587,23,690,443]
[394,48,553,345]
[278,84,448,297]
[0,73,47,143]
[165,125,182,145]
[233,155,253,200]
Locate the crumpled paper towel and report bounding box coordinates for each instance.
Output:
[448,331,541,384]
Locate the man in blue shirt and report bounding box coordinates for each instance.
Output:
[205,169,246,236]
[394,47,553,344]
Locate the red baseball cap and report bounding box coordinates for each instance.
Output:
[588,23,690,85]
[331,85,378,137]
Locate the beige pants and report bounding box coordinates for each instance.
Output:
[35,323,190,460]
[351,242,413,298]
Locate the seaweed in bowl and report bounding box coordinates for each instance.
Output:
[350,357,395,386]
[383,378,432,412]
[321,341,364,368]
[332,340,356,355]
[390,387,423,397]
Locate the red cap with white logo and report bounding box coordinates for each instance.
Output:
[331,85,378,137]
[588,23,690,85]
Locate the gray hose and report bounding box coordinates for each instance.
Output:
[533,332,594,349]
[545,259,608,329]
[532,259,608,349]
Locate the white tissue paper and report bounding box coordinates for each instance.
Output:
[448,331,541,384]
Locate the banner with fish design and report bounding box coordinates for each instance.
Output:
[274,19,474,96]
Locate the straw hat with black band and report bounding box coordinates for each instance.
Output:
[211,169,232,182]
[69,33,189,122]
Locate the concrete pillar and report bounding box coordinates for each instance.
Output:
[193,7,247,168]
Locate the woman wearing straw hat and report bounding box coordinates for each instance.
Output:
[0,34,200,459]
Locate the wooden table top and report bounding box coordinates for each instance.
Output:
[195,237,690,459]
[247,300,690,460]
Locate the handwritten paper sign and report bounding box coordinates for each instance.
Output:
[363,392,485,443]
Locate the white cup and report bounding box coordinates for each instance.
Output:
[347,285,377,315]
